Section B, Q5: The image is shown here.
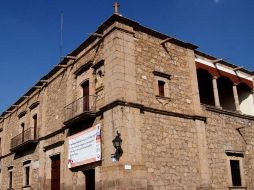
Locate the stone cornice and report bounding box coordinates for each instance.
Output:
[100,100,207,122]
[203,104,254,121]
[0,100,207,159]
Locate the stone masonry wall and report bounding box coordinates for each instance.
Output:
[203,108,254,189]
[134,31,196,115]
[141,111,200,190]
[1,91,43,189]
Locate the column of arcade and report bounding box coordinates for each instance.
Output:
[197,68,254,115]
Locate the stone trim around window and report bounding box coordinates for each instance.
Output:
[23,160,31,188]
[153,71,171,98]
[29,101,40,110]
[152,71,171,80]
[226,151,245,188]
[18,111,27,119]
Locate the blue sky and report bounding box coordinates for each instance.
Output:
[0,0,253,112]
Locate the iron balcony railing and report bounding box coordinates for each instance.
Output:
[64,95,97,122]
[10,127,37,150]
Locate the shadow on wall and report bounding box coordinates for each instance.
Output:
[217,76,236,111]
[197,69,215,106]
[13,148,36,160]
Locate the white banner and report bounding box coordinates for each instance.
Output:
[68,124,101,168]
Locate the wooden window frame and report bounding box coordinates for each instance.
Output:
[158,80,165,97]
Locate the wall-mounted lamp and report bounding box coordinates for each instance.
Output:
[111,131,123,162]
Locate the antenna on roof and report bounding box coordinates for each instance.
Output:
[60,11,64,61]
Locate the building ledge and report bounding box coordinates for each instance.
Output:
[10,140,38,153]
[64,111,98,126]
[22,185,31,189]
[155,95,172,101]
[99,99,207,122]
[229,187,247,190]
[203,104,254,120]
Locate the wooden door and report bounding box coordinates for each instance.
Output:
[82,81,89,111]
[84,169,95,190]
[51,155,60,190]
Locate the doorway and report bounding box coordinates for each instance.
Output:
[51,154,60,190]
[84,169,95,190]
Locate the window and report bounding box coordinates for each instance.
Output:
[24,166,30,186]
[21,123,25,142]
[9,171,13,189]
[153,71,171,99]
[230,160,241,186]
[226,151,245,187]
[8,166,13,189]
[23,160,31,187]
[33,114,37,139]
[82,80,89,111]
[158,80,165,96]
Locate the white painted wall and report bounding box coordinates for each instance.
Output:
[239,92,254,116]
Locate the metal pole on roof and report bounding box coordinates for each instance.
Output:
[60,11,64,61]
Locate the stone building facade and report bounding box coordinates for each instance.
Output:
[0,13,254,190]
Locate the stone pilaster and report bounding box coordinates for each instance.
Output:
[195,120,212,190]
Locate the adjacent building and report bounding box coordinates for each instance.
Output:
[0,13,253,190]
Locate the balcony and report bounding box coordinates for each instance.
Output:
[10,127,38,152]
[64,96,97,126]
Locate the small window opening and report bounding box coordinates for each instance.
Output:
[24,166,30,186]
[21,123,25,142]
[230,160,242,186]
[158,80,165,97]
[33,114,37,139]
[9,170,13,189]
